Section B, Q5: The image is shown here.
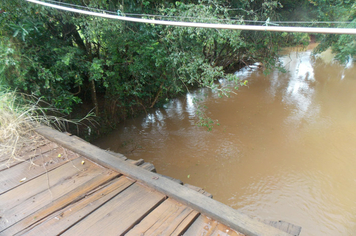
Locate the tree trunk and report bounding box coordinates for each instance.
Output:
[150,82,164,108]
[91,80,99,116]
[87,42,99,116]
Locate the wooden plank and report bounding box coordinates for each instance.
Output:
[0,141,58,171]
[127,159,156,172]
[36,126,293,236]
[13,176,134,236]
[0,135,49,163]
[256,219,302,236]
[139,162,156,172]
[61,183,165,236]
[2,171,120,236]
[183,215,218,236]
[128,158,145,166]
[104,149,127,160]
[0,147,76,194]
[0,157,117,232]
[126,198,199,236]
[0,136,50,162]
[157,173,184,185]
[1,157,83,212]
[211,223,246,236]
[184,215,244,236]
[184,184,213,198]
[70,135,127,161]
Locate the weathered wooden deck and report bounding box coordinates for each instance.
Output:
[0,126,301,236]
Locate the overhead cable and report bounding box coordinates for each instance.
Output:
[26,0,356,35]
[40,0,355,25]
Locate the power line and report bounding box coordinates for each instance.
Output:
[39,0,355,25]
[32,0,247,23]
[44,0,113,13]
[26,0,356,35]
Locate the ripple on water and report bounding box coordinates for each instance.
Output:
[94,45,356,236]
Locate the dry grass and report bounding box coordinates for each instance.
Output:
[0,88,94,167]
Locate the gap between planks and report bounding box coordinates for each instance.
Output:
[13,176,135,236]
[60,182,166,236]
[36,126,294,236]
[0,146,77,195]
[0,157,119,234]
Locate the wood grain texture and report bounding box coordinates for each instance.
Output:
[184,215,244,236]
[127,159,156,172]
[0,157,117,232]
[0,135,50,163]
[139,162,156,172]
[256,219,302,236]
[184,214,218,236]
[126,198,199,236]
[14,176,134,236]
[0,141,58,171]
[184,184,213,198]
[61,183,165,236]
[156,173,183,185]
[2,171,119,236]
[36,126,293,236]
[0,146,76,194]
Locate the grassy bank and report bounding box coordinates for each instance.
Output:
[0,88,91,166]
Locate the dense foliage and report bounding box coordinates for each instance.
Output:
[277,0,356,63]
[311,0,356,63]
[0,0,354,136]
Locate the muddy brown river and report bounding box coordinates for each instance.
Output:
[94,44,356,235]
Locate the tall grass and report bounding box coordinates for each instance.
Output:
[0,87,94,166]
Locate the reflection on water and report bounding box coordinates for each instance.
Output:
[94,44,356,236]
[282,49,318,125]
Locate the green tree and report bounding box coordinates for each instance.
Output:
[312,0,356,63]
[0,0,292,135]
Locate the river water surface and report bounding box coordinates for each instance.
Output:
[94,44,356,235]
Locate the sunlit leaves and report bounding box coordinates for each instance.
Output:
[1,0,289,123]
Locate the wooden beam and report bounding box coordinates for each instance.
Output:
[36,126,293,236]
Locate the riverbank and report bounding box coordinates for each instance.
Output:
[71,37,314,142]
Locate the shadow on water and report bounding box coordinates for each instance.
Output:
[94,43,356,236]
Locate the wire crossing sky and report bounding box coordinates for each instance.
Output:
[26,0,356,35]
[38,0,356,25]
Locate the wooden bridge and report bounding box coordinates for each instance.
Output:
[0,126,301,236]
